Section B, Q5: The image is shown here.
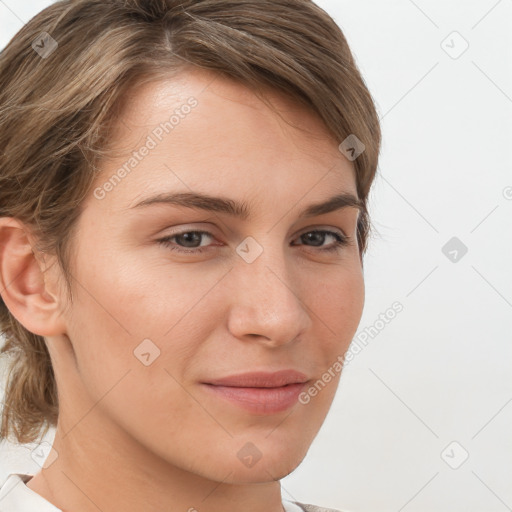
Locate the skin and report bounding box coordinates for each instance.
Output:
[0,66,365,512]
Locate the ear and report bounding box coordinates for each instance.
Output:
[0,217,68,337]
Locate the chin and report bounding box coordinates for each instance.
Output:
[202,437,310,485]
[223,454,304,484]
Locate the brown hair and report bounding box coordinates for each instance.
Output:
[0,0,381,445]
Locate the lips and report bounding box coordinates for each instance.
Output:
[204,370,309,388]
[202,370,310,414]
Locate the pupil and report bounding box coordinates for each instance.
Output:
[178,232,200,248]
[305,232,323,247]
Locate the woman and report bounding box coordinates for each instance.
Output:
[0,1,381,511]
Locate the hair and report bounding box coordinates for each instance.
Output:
[0,0,381,445]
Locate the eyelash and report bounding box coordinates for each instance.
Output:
[156,229,349,255]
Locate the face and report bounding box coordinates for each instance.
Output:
[43,67,365,484]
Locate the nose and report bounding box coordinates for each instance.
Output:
[226,243,312,348]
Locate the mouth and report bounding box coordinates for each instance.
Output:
[201,370,310,415]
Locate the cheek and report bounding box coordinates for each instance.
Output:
[296,268,364,421]
[307,264,365,353]
[64,244,221,399]
[62,266,205,446]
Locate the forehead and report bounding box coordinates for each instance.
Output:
[88,67,358,213]
[115,67,332,138]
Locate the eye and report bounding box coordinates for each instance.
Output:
[293,229,349,253]
[157,230,215,254]
[156,228,349,254]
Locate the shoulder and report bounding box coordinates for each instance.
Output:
[0,473,62,511]
[291,501,347,512]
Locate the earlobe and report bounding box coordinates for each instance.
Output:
[0,217,67,337]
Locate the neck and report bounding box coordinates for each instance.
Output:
[27,412,285,512]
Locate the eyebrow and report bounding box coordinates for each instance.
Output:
[128,191,363,219]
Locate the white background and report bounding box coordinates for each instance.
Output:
[1,1,511,511]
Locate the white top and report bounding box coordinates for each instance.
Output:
[0,473,313,512]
